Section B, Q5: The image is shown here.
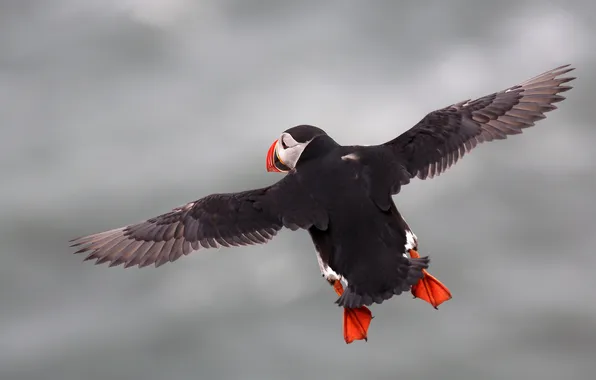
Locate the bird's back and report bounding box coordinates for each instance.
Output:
[298,147,417,303]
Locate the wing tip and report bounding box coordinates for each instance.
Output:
[519,64,577,88]
[549,64,575,75]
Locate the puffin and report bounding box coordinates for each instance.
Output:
[71,65,575,344]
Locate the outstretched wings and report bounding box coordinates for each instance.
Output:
[70,174,328,268]
[384,65,575,184]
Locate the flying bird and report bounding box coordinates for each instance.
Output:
[71,65,575,344]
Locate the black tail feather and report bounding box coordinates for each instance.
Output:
[336,256,430,308]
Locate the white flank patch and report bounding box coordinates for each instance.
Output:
[404,229,418,253]
[315,250,343,283]
[341,153,359,161]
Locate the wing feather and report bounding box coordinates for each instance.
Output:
[71,175,327,268]
[384,65,575,184]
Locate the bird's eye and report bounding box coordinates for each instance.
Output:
[281,139,288,149]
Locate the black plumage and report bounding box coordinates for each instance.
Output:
[71,65,575,309]
[384,65,575,182]
[73,180,328,268]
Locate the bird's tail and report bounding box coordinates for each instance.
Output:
[335,256,429,308]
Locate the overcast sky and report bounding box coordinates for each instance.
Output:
[1,1,595,379]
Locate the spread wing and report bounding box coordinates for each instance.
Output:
[383,65,575,186]
[70,174,328,268]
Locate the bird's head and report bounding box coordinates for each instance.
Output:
[266,125,329,173]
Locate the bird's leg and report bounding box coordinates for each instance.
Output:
[329,279,372,344]
[316,251,372,343]
[409,249,452,309]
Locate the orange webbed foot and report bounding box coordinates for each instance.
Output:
[409,249,452,309]
[332,280,373,344]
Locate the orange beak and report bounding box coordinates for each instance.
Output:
[266,140,281,172]
[266,139,290,173]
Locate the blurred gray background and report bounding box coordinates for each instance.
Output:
[1,1,595,379]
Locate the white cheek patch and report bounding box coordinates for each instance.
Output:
[276,140,308,170]
[282,133,299,147]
